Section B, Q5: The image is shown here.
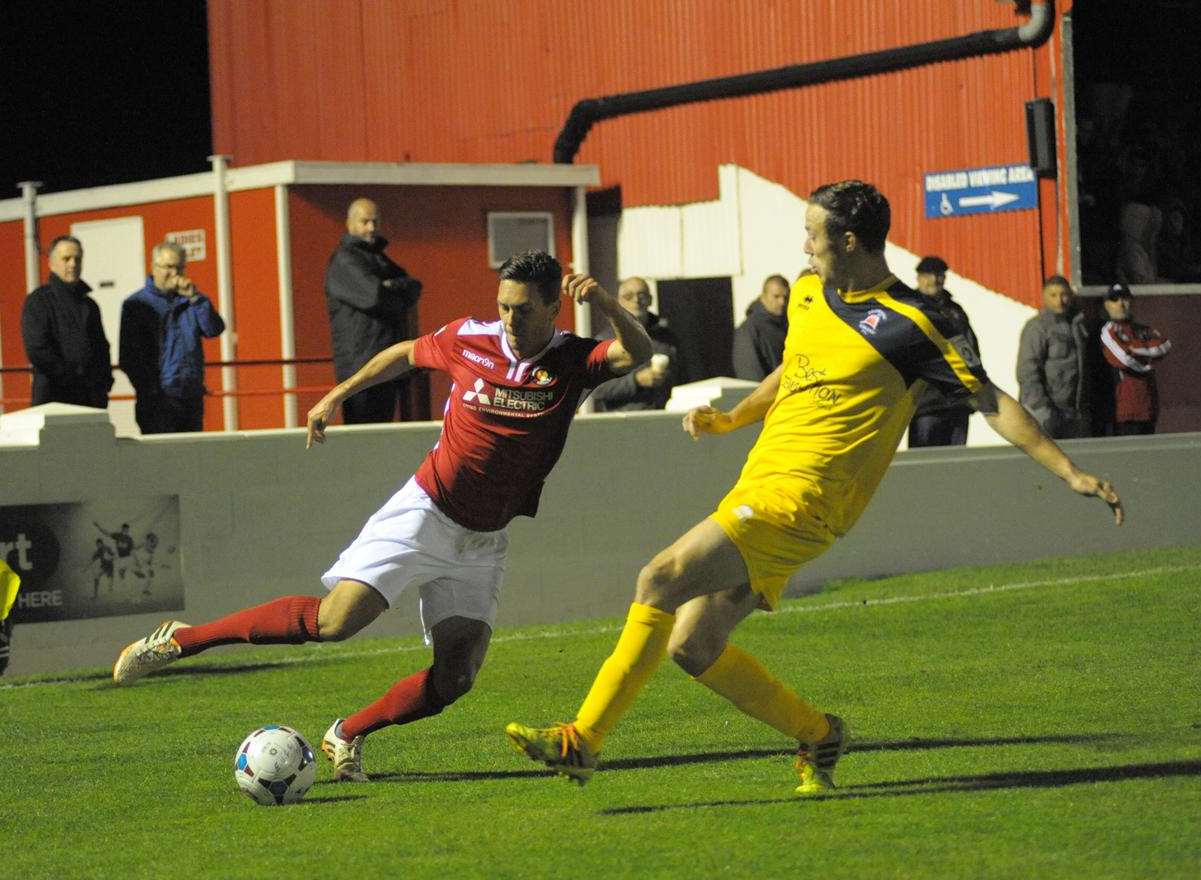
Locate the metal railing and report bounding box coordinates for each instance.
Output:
[0,356,336,412]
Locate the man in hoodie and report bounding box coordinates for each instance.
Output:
[119,242,225,433]
[1017,275,1092,439]
[590,276,679,411]
[21,235,113,408]
[907,256,978,447]
[732,274,790,381]
[1115,201,1168,285]
[325,198,423,424]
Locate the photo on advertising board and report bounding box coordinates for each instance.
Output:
[1,496,182,623]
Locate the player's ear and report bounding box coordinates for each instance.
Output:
[843,231,857,255]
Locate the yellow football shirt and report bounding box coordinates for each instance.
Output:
[713,272,987,605]
[1,560,20,621]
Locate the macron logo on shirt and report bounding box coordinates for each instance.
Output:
[463,378,492,405]
[462,349,496,370]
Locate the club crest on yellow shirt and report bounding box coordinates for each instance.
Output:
[858,308,888,336]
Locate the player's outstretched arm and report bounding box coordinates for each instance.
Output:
[974,382,1123,524]
[683,363,783,440]
[306,340,418,448]
[562,274,653,371]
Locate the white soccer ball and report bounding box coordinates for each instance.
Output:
[234,725,317,806]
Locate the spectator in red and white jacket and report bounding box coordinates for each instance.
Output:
[1099,283,1172,435]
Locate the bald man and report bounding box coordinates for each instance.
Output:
[325,198,424,423]
[589,277,680,411]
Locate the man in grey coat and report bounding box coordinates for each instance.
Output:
[1017,275,1092,439]
[325,198,423,424]
[732,274,789,381]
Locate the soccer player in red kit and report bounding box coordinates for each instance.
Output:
[112,250,653,781]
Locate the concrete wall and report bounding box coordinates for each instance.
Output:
[3,398,1199,677]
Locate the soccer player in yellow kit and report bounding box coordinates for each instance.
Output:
[507,180,1124,794]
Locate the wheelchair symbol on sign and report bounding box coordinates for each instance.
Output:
[940,193,953,216]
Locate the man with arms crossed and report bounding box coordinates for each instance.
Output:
[507,181,1123,794]
[113,251,652,781]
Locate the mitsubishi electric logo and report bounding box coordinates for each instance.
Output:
[462,378,491,405]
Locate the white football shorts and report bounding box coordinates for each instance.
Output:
[321,476,509,640]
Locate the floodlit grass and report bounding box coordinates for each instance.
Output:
[4,546,1200,879]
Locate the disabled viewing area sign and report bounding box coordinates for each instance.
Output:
[924,163,1038,218]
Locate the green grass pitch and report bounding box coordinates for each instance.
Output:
[4,546,1199,878]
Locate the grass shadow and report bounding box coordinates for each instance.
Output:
[322,733,1125,786]
[315,767,557,785]
[600,759,1201,815]
[602,732,1122,772]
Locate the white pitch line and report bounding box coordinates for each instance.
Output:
[3,563,1196,691]
[774,563,1200,616]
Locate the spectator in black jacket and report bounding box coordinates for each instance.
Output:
[325,198,423,423]
[590,277,679,411]
[907,256,979,447]
[732,274,789,381]
[20,235,113,408]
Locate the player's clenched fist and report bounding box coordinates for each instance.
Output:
[561,273,613,306]
[683,405,735,440]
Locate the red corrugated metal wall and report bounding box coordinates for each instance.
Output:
[227,187,284,429]
[0,221,32,409]
[209,1,1065,305]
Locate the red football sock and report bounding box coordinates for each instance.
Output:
[174,596,321,657]
[341,668,445,738]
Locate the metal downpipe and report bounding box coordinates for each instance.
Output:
[553,2,1053,164]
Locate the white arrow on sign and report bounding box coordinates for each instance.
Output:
[958,190,1020,210]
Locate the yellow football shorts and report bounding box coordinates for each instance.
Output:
[711,483,836,610]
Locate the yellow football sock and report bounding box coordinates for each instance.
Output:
[574,602,675,750]
[695,643,830,744]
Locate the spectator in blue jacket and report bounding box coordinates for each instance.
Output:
[119,241,225,433]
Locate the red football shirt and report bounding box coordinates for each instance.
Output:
[411,317,617,531]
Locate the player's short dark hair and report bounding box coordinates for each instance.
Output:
[762,274,790,290]
[808,180,891,254]
[498,250,562,304]
[48,234,82,256]
[915,256,948,275]
[121,523,130,530]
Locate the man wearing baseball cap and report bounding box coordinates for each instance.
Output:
[1099,283,1172,435]
[907,256,979,447]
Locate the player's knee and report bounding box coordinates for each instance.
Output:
[429,660,478,705]
[635,552,686,605]
[667,629,723,677]
[316,607,360,642]
[317,586,384,642]
[316,617,352,641]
